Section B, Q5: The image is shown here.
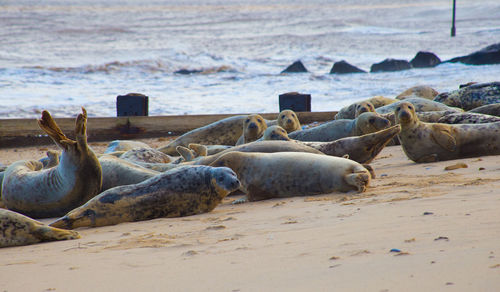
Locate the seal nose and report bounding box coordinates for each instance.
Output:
[248,123,257,129]
[286,119,292,124]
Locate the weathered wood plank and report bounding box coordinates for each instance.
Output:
[0,111,336,148]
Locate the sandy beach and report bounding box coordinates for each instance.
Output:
[1,139,500,291]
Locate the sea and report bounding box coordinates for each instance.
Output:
[1,0,500,118]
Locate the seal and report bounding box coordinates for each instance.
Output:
[396,85,439,100]
[1,108,102,218]
[120,148,173,164]
[157,115,248,155]
[0,208,80,248]
[301,125,401,164]
[469,103,500,117]
[49,166,240,229]
[336,96,396,119]
[99,155,159,191]
[236,114,268,145]
[376,97,463,115]
[395,101,500,162]
[437,112,500,124]
[208,152,371,201]
[433,82,500,110]
[276,109,301,133]
[105,140,152,154]
[257,125,291,142]
[354,101,376,117]
[289,112,390,142]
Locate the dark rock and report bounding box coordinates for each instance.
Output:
[447,43,500,65]
[410,51,441,68]
[459,82,477,88]
[281,60,308,73]
[329,60,366,74]
[174,69,203,75]
[370,58,412,72]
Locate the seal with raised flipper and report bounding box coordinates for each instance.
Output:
[49,166,240,229]
[1,108,102,218]
[208,152,371,201]
[157,115,250,155]
[395,101,500,163]
[289,112,390,142]
[0,208,80,248]
[235,114,268,145]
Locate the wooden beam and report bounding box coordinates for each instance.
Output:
[0,111,336,148]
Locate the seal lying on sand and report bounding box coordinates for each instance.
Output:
[236,114,268,145]
[434,82,500,110]
[99,155,159,191]
[0,209,80,248]
[336,96,396,119]
[437,112,500,124]
[396,85,439,100]
[376,97,462,114]
[209,152,371,201]
[396,101,500,162]
[301,125,401,164]
[157,115,248,155]
[105,140,152,153]
[120,148,173,164]
[256,125,400,164]
[468,103,500,117]
[2,108,102,218]
[50,166,240,229]
[289,112,390,142]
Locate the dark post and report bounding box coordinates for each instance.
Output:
[451,0,456,37]
[116,93,149,117]
[278,92,311,112]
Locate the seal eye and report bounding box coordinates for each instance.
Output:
[281,115,285,119]
[258,118,262,123]
[396,107,401,111]
[245,119,250,123]
[369,118,375,123]
[408,105,413,110]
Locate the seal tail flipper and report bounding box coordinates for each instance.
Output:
[344,172,370,192]
[176,146,195,162]
[48,215,74,230]
[188,143,208,157]
[38,110,71,150]
[74,107,88,148]
[33,225,80,241]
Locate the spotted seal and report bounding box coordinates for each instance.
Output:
[104,140,152,153]
[1,108,102,218]
[157,115,248,155]
[437,112,500,124]
[433,82,500,110]
[289,112,390,142]
[396,101,500,162]
[468,103,500,117]
[99,155,159,191]
[49,166,240,229]
[396,85,439,100]
[376,97,463,115]
[235,114,268,145]
[0,208,80,248]
[335,96,396,119]
[209,152,371,201]
[120,147,173,164]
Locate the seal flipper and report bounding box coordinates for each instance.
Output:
[176,146,195,162]
[38,110,71,150]
[415,154,439,163]
[188,143,208,157]
[33,225,80,241]
[430,124,457,152]
[344,172,370,192]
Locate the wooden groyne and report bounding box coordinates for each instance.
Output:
[0,111,336,148]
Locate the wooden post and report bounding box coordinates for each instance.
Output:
[451,0,456,37]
